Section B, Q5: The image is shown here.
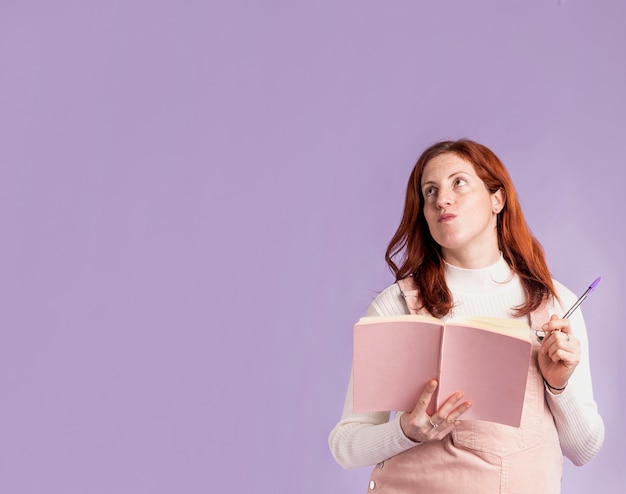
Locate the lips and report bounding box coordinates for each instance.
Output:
[438,213,456,223]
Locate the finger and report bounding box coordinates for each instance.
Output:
[442,400,472,425]
[541,334,565,355]
[556,319,572,334]
[544,339,580,365]
[431,392,472,426]
[540,333,571,364]
[541,315,571,335]
[411,379,438,414]
[540,315,559,335]
[428,396,459,428]
[436,391,464,416]
[548,347,575,364]
[428,405,472,435]
[542,330,568,346]
[543,330,578,354]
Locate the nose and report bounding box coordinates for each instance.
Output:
[435,187,453,208]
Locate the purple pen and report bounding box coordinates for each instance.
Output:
[562,276,601,319]
[536,276,601,342]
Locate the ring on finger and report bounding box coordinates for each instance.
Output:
[429,417,439,429]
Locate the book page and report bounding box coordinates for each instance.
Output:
[353,318,443,413]
[447,316,530,340]
[357,314,442,325]
[438,325,532,427]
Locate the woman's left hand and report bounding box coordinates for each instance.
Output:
[538,314,581,394]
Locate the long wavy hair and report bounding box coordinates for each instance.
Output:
[385,139,556,318]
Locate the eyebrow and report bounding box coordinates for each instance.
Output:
[421,170,470,187]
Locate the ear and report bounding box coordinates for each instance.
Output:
[492,188,505,214]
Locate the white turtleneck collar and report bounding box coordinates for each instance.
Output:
[443,253,516,293]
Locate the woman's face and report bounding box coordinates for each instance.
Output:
[421,153,504,267]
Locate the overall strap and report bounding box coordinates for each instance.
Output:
[529,301,550,331]
[397,276,423,315]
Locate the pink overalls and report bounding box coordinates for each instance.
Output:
[365,279,563,493]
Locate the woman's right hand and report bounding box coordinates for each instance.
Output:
[399,380,472,443]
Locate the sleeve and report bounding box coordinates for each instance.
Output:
[328,283,420,469]
[543,280,605,465]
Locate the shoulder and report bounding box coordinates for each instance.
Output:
[545,279,590,338]
[365,282,410,317]
[549,279,578,313]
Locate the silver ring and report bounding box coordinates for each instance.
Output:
[429,418,439,429]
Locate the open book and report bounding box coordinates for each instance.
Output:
[352,314,533,427]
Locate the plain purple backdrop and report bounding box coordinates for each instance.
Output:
[1,1,623,493]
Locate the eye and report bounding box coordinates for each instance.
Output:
[453,177,467,187]
[423,186,436,197]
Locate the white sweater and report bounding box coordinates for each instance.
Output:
[329,257,605,469]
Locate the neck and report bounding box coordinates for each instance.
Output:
[441,246,502,269]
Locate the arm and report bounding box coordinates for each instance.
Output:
[328,283,472,468]
[328,371,419,469]
[542,281,605,465]
[328,285,419,469]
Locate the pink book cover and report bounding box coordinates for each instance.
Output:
[352,316,532,427]
[352,317,443,415]
[438,324,532,427]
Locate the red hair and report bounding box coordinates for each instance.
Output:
[385,139,557,318]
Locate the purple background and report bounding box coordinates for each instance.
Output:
[1,1,623,492]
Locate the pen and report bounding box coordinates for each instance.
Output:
[561,276,601,319]
[536,276,601,341]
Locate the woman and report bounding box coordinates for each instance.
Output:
[328,139,604,493]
